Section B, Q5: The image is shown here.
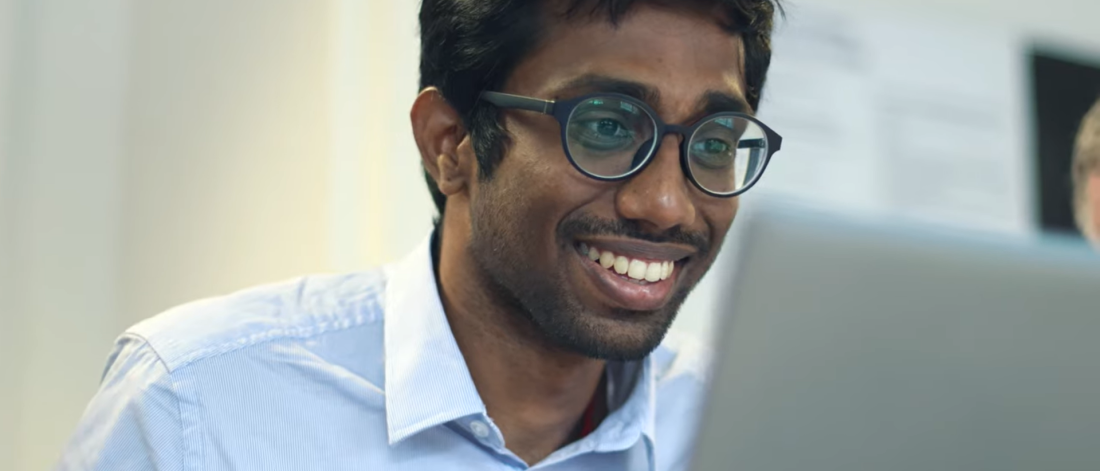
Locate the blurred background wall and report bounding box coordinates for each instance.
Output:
[1,0,1098,470]
[1,1,15,468]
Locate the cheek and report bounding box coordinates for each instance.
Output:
[701,196,739,241]
[502,113,571,180]
[480,138,584,258]
[497,115,606,216]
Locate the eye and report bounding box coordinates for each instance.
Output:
[569,116,636,152]
[694,138,732,154]
[690,138,736,169]
[592,119,627,137]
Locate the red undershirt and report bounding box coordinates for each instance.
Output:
[576,373,607,439]
[578,393,599,437]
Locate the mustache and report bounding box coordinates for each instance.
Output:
[558,214,711,256]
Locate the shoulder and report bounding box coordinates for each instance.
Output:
[125,269,388,372]
[56,334,186,470]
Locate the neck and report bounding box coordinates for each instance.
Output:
[434,215,605,465]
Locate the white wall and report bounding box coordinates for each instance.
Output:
[0,0,17,467]
[329,0,433,272]
[2,1,1099,470]
[118,0,334,327]
[4,2,129,470]
[3,1,336,470]
[813,0,1100,52]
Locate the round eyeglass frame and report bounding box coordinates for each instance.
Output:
[480,91,782,198]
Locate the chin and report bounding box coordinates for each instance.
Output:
[543,299,683,361]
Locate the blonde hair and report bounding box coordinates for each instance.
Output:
[1073,98,1100,241]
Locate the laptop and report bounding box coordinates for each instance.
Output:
[691,203,1100,471]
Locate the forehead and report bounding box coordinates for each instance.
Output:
[505,4,747,114]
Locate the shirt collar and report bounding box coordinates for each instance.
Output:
[584,357,657,456]
[383,234,486,444]
[536,358,657,468]
[382,232,658,455]
[605,358,657,450]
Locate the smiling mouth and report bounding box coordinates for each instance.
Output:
[570,236,694,311]
[575,242,681,285]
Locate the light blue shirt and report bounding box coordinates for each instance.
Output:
[57,235,711,470]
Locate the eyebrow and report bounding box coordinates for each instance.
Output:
[554,74,660,104]
[697,90,753,116]
[552,73,753,118]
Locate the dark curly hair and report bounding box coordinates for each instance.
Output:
[418,0,782,216]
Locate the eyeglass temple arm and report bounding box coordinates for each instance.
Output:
[481,91,555,115]
[738,138,766,149]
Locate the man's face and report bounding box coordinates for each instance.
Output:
[467,5,747,360]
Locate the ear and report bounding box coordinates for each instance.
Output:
[411,87,471,198]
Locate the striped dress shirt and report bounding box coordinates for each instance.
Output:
[56,235,711,470]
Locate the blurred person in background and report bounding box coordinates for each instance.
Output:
[56,0,781,469]
[1074,98,1100,247]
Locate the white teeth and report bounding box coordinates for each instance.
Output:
[627,260,647,280]
[599,250,615,268]
[614,256,629,275]
[583,244,678,282]
[644,262,662,282]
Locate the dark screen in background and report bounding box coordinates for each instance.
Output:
[1032,50,1100,236]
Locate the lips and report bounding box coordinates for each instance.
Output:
[572,238,693,311]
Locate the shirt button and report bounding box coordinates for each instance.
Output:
[469,420,491,439]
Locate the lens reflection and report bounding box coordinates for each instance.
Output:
[566,97,657,178]
[687,116,767,195]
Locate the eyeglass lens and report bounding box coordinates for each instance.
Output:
[564,96,768,195]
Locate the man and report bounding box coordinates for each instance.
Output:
[1074,98,1100,246]
[57,0,781,469]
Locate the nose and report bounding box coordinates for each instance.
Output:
[615,134,697,232]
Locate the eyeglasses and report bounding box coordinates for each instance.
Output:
[480,91,782,198]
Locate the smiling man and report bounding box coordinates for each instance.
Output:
[58,1,780,470]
